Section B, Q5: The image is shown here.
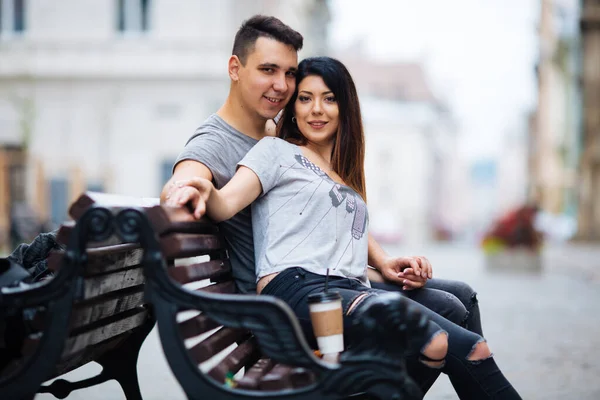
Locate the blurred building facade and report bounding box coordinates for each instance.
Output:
[529,0,582,216]
[336,52,461,244]
[0,0,328,247]
[577,0,600,241]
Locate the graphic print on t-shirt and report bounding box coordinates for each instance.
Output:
[293,154,367,240]
[263,153,367,271]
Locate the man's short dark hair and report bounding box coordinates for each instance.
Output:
[232,15,303,64]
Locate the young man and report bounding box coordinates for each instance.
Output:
[162,15,482,393]
[162,15,302,294]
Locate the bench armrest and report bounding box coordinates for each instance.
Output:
[146,263,327,372]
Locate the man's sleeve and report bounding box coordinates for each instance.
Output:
[237,137,280,195]
[173,130,226,176]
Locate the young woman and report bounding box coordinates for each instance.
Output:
[176,57,521,400]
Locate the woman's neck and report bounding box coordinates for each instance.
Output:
[299,142,345,186]
[303,142,333,166]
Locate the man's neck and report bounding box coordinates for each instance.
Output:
[217,97,269,141]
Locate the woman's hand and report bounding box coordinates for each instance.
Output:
[397,268,427,290]
[168,177,214,219]
[175,177,214,219]
[378,256,433,290]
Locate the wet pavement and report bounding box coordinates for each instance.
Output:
[37,242,600,399]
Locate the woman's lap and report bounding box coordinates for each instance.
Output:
[261,267,482,357]
[261,267,377,345]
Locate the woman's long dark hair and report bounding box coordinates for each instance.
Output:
[277,57,367,201]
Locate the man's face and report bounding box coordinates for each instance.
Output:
[236,37,298,120]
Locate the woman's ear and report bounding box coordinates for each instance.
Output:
[228,55,241,82]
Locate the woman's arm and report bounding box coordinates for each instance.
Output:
[175,166,262,222]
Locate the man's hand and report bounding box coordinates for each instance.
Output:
[377,256,433,291]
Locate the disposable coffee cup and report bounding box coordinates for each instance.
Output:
[307,291,344,355]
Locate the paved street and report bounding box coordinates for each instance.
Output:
[37,242,600,399]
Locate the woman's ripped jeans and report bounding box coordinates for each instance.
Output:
[262,267,522,400]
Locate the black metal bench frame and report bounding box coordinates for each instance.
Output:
[1,195,420,400]
[0,205,154,400]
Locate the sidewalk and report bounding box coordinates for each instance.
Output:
[543,241,600,282]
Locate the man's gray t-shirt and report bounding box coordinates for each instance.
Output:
[238,137,370,286]
[174,114,258,293]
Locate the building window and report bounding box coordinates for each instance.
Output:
[117,0,150,33]
[0,0,26,35]
[160,159,174,189]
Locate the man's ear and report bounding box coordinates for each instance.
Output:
[229,55,242,82]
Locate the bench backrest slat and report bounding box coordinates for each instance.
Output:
[187,327,249,364]
[259,364,295,391]
[48,247,143,275]
[207,337,260,382]
[259,364,315,391]
[196,281,236,294]
[235,358,274,390]
[63,307,148,357]
[178,314,221,339]
[146,206,219,236]
[168,260,231,284]
[69,285,145,330]
[81,265,144,299]
[160,233,223,259]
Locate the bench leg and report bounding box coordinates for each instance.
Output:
[39,374,112,399]
[95,320,154,400]
[95,352,143,400]
[39,319,154,400]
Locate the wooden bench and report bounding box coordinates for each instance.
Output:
[1,192,420,399]
[137,198,420,399]
[0,193,157,400]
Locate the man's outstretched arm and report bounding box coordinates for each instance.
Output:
[367,233,432,290]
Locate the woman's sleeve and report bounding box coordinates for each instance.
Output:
[237,137,281,195]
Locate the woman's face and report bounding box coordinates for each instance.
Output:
[294,75,339,147]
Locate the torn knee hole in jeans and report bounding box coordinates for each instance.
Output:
[466,338,494,364]
[419,330,447,369]
[346,293,371,315]
[420,358,446,369]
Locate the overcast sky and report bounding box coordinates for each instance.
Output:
[328,0,540,160]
